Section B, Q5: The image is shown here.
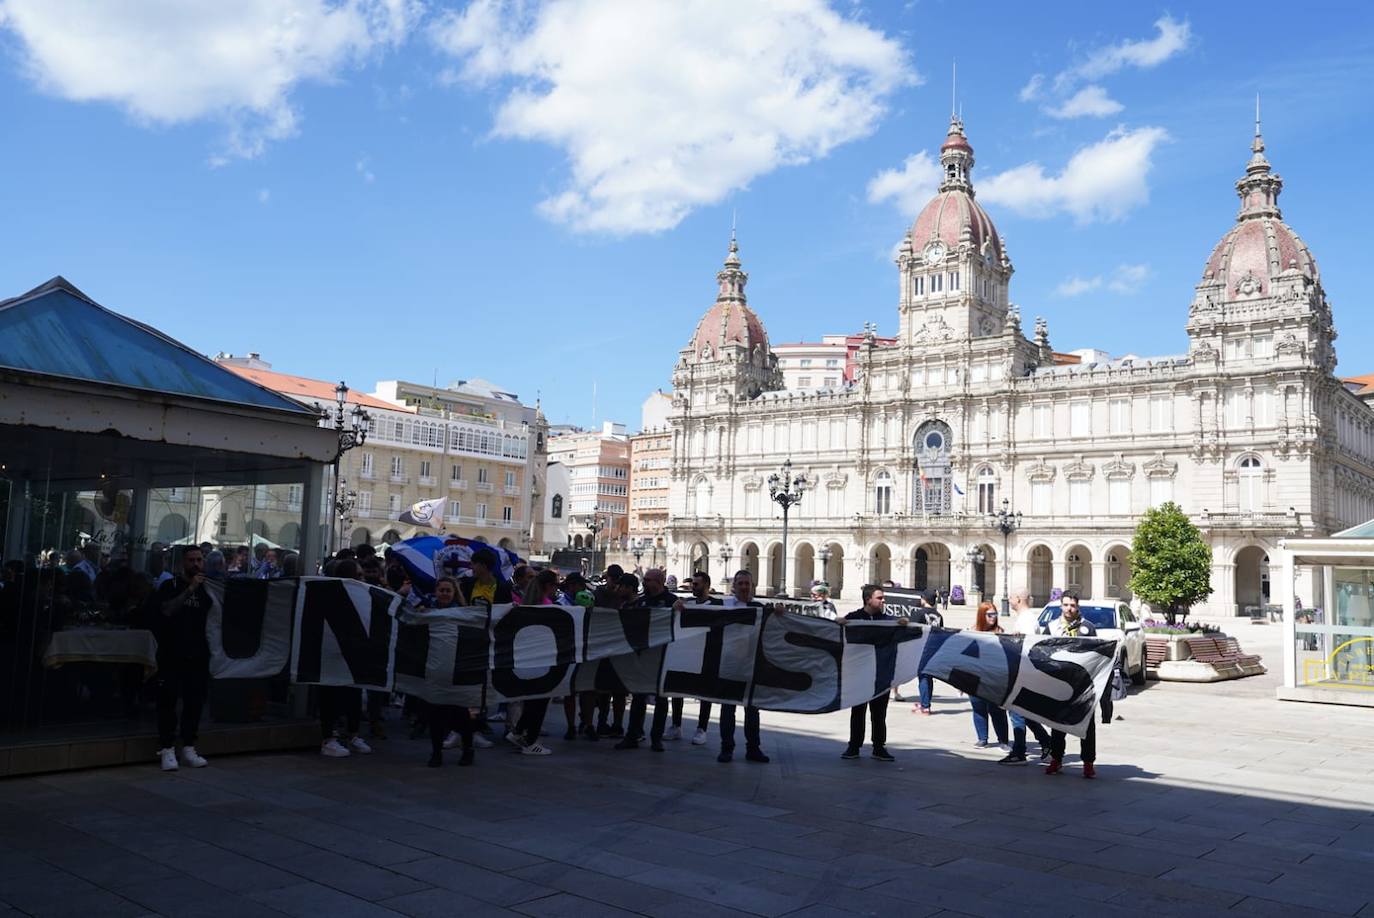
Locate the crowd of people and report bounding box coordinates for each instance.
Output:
[3,539,1109,779]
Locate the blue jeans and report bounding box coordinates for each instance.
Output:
[1009,710,1051,757]
[969,697,1008,744]
[918,676,933,710]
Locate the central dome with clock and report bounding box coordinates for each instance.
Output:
[909,115,1004,264]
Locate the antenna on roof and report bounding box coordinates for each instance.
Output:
[1254,91,1261,137]
[951,60,957,118]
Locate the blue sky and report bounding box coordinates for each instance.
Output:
[1,1,1371,430]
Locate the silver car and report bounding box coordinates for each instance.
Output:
[1037,600,1147,686]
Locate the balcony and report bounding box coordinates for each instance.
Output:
[419,475,436,486]
[476,481,495,493]
[389,474,408,484]
[503,485,521,497]
[359,470,375,480]
[450,479,468,490]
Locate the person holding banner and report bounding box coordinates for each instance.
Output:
[1042,592,1099,779]
[458,548,513,607]
[505,568,560,756]
[421,577,477,768]
[675,570,717,745]
[717,569,772,764]
[912,590,943,715]
[841,584,906,762]
[617,568,680,752]
[968,602,1010,749]
[1000,588,1053,766]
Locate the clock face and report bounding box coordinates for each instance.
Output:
[923,241,946,266]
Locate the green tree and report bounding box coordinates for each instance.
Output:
[1128,501,1213,624]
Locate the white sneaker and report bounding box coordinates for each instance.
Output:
[442,731,461,749]
[159,747,179,771]
[348,736,373,755]
[179,746,208,768]
[691,728,708,746]
[520,742,553,756]
[320,737,351,757]
[663,725,682,741]
[472,733,494,748]
[504,730,527,749]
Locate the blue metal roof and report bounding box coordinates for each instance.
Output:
[0,277,314,414]
[1333,519,1374,539]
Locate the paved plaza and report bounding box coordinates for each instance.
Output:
[1,619,1371,918]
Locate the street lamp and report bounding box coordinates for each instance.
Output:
[328,382,370,558]
[965,545,986,598]
[818,544,832,589]
[718,543,733,590]
[768,458,807,597]
[632,538,645,569]
[986,498,1022,615]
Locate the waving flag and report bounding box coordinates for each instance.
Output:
[391,534,523,591]
[399,496,446,529]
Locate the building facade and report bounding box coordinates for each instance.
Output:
[628,429,671,560]
[549,422,631,549]
[666,116,1374,612]
[774,332,897,391]
[218,359,547,553]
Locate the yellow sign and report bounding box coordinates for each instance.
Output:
[1303,637,1374,690]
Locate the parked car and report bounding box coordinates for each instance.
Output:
[1037,600,1147,685]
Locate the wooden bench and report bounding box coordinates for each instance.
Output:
[1145,638,1171,668]
[1185,636,1263,667]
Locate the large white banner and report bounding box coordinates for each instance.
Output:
[207,581,1117,736]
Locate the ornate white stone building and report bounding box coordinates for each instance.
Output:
[666,115,1374,614]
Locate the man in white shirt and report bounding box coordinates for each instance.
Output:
[999,588,1053,766]
[717,569,775,764]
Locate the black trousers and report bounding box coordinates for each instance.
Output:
[156,657,208,748]
[319,686,361,740]
[515,698,550,743]
[719,704,760,752]
[1049,719,1096,764]
[429,705,474,757]
[848,695,889,749]
[696,701,712,730]
[625,694,685,743]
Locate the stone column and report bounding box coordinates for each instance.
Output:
[1090,560,1107,601]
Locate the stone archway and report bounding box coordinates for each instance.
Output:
[794,542,816,592]
[1234,545,1269,614]
[869,543,892,584]
[573,534,584,549]
[381,529,402,545]
[156,513,189,544]
[1104,545,1133,601]
[766,543,784,595]
[1028,544,1053,607]
[972,542,997,601]
[740,541,760,583]
[823,542,846,600]
[690,541,710,577]
[349,527,372,547]
[912,542,951,592]
[1065,543,1093,598]
[278,522,301,550]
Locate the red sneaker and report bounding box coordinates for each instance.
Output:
[1044,758,1063,776]
[1082,762,1096,779]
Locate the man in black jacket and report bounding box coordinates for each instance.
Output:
[1042,592,1100,779]
[616,568,677,751]
[841,584,908,763]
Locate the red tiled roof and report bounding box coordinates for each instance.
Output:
[221,364,402,412]
[1344,373,1374,394]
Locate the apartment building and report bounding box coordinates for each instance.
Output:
[547,421,630,549]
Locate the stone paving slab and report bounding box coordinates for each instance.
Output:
[0,639,1371,918]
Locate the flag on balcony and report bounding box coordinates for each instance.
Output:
[952,482,965,496]
[399,497,446,530]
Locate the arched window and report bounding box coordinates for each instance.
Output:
[976,466,996,513]
[1067,551,1084,593]
[551,494,563,518]
[1238,455,1263,512]
[874,471,893,515]
[693,478,711,517]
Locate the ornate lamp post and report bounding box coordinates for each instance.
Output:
[718,543,733,590]
[986,498,1022,615]
[328,382,370,557]
[632,538,645,569]
[818,544,832,589]
[767,458,807,597]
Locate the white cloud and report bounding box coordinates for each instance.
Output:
[1066,15,1192,86]
[979,126,1169,223]
[433,0,915,234]
[0,0,419,161]
[1055,262,1150,297]
[257,188,271,204]
[356,156,376,182]
[866,151,940,219]
[1021,16,1190,119]
[1047,85,1122,119]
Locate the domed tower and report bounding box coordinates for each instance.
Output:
[672,234,783,409]
[1187,118,1334,372]
[897,115,1014,348]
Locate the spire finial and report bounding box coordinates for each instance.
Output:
[1255,92,1261,138]
[951,59,957,118]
